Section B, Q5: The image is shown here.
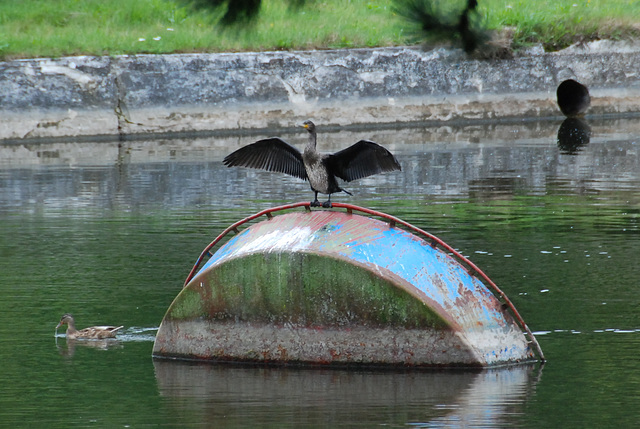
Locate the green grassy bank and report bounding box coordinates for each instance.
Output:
[0,0,638,60]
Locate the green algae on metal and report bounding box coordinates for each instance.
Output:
[167,252,450,330]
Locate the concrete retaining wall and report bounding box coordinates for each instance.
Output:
[1,40,639,141]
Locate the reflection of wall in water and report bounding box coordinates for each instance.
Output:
[1,121,639,212]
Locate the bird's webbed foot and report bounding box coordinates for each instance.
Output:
[310,200,322,207]
[322,201,333,208]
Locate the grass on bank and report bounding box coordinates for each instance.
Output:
[0,0,638,60]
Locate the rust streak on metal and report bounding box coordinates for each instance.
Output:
[330,203,545,363]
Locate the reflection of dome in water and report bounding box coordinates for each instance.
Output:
[556,79,591,117]
[557,118,591,153]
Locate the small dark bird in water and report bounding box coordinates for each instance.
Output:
[223,120,401,207]
[557,79,591,118]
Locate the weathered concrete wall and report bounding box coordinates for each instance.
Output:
[1,40,639,141]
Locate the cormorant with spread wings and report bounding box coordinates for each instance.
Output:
[223,120,401,207]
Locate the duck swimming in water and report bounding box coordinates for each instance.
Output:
[55,313,123,339]
[223,120,401,207]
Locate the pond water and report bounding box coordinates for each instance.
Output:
[1,117,639,428]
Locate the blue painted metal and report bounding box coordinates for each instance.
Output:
[153,203,543,367]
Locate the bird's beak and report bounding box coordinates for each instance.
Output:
[301,123,309,129]
[55,322,62,329]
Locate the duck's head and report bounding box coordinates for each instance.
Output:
[56,313,74,329]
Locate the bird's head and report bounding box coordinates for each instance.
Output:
[301,120,316,134]
[56,313,74,329]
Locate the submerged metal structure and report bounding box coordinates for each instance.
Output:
[153,202,544,367]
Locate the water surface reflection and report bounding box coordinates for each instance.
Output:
[154,361,539,428]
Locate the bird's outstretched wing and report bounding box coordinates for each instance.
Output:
[223,138,308,180]
[327,140,401,182]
